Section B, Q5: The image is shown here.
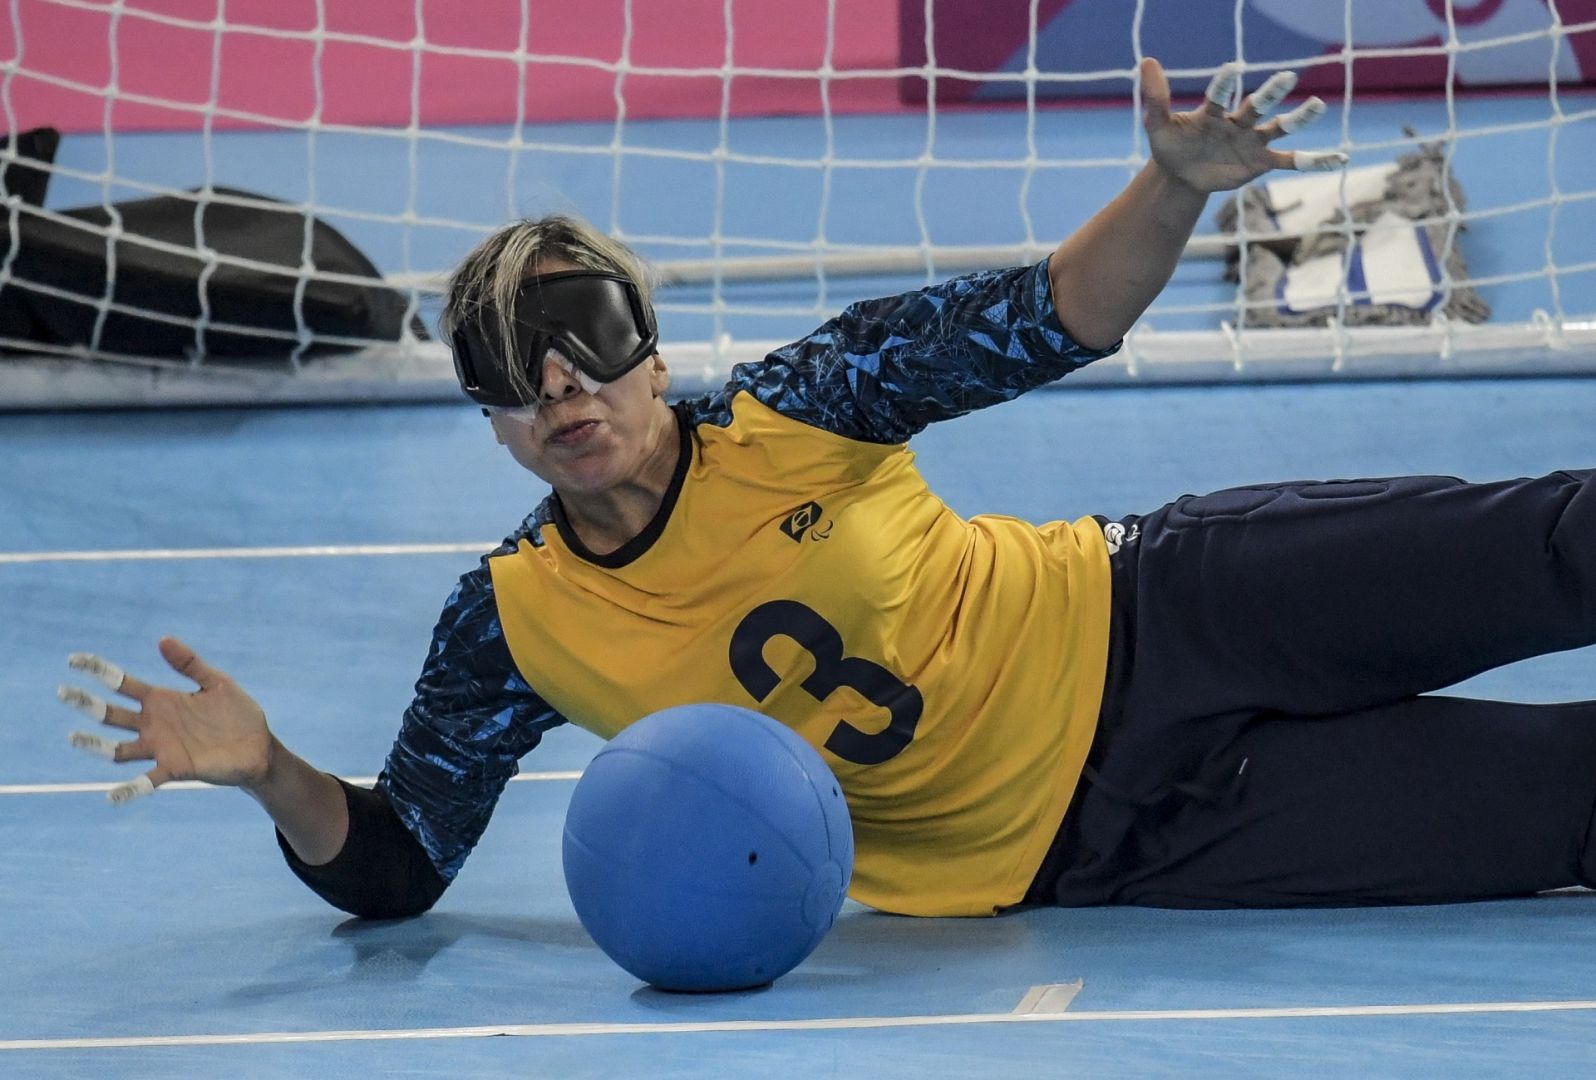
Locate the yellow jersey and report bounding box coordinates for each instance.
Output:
[379,258,1117,916]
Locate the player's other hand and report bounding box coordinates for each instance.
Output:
[56,637,274,804]
[1141,56,1347,193]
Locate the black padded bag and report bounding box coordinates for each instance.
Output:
[12,186,424,359]
[0,128,422,360]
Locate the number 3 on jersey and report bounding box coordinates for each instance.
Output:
[728,599,924,766]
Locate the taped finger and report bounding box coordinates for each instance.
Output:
[58,685,108,722]
[69,730,122,760]
[1292,150,1349,172]
[1245,70,1297,118]
[109,774,156,807]
[1278,96,1328,135]
[59,685,143,731]
[68,652,126,694]
[1204,63,1242,114]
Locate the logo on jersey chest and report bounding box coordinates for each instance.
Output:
[779,500,834,543]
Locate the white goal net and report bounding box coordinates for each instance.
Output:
[1,0,1594,409]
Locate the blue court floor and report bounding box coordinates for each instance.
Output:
[4,377,1596,1077]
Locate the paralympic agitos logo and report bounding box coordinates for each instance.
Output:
[779,501,833,543]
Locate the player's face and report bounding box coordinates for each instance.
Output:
[487,342,673,496]
[485,256,674,497]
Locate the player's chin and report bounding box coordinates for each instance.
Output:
[545,453,630,496]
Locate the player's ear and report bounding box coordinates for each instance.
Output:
[649,353,669,398]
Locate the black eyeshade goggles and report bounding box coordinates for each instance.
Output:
[450,270,659,408]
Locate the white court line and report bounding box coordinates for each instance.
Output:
[6,998,1596,1052]
[0,772,581,796]
[0,542,499,565]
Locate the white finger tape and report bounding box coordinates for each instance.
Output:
[69,730,120,761]
[67,652,126,692]
[58,685,109,723]
[1247,70,1297,116]
[1205,63,1242,108]
[1293,150,1350,172]
[108,775,156,807]
[1279,96,1327,134]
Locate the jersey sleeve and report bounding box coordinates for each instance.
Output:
[375,538,568,883]
[698,257,1117,443]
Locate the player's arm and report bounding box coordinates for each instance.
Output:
[284,548,567,918]
[707,58,1341,445]
[707,258,1108,445]
[271,768,439,919]
[1052,57,1345,350]
[57,540,564,920]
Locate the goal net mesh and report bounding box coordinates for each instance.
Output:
[2,0,1594,408]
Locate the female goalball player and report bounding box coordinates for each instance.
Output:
[58,59,1596,916]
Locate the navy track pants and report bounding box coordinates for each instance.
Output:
[1032,471,1596,908]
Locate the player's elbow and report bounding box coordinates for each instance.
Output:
[337,880,446,921]
[340,858,451,920]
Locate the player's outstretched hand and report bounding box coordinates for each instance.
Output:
[1141,57,1346,193]
[56,637,273,805]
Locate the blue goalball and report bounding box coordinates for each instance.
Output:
[561,703,854,992]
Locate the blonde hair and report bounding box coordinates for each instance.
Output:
[439,214,655,403]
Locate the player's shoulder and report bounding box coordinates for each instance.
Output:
[677,357,894,445]
[479,499,559,561]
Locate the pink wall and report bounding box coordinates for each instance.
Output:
[2,0,902,133]
[17,0,1587,134]
[903,0,1596,104]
